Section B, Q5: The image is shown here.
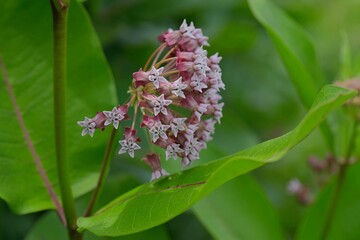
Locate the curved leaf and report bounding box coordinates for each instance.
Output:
[247,0,334,150]
[0,1,116,214]
[77,85,355,236]
[247,0,324,108]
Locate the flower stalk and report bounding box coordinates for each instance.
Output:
[83,127,117,217]
[320,118,358,240]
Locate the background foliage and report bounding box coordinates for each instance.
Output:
[1,0,360,239]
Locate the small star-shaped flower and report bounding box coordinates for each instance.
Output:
[118,138,141,158]
[193,55,210,77]
[166,143,184,160]
[184,137,200,156]
[179,19,195,38]
[190,74,208,92]
[171,77,187,98]
[208,68,225,91]
[185,124,199,140]
[194,47,208,57]
[149,122,170,142]
[194,103,209,121]
[148,66,167,89]
[204,119,216,134]
[170,118,186,137]
[151,94,172,116]
[77,117,96,137]
[103,107,125,129]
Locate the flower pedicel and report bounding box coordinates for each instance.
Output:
[78,20,225,181]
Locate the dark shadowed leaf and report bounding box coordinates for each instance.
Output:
[247,0,335,151]
[0,1,116,214]
[296,162,360,240]
[193,175,284,240]
[26,176,170,240]
[247,0,324,108]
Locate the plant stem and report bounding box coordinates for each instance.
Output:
[144,43,167,71]
[131,105,139,130]
[155,57,177,68]
[320,119,357,240]
[161,70,179,77]
[160,45,176,62]
[50,0,81,239]
[151,44,166,67]
[83,127,117,217]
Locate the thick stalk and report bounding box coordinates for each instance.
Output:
[50,1,81,239]
[83,128,117,217]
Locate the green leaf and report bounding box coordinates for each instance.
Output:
[0,1,116,214]
[26,176,170,240]
[296,162,360,240]
[77,85,355,236]
[193,175,284,240]
[338,33,353,81]
[247,0,324,108]
[26,212,169,240]
[247,0,335,151]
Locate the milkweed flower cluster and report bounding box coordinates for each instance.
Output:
[78,20,225,181]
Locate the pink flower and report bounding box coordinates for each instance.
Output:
[143,153,169,181]
[149,122,170,143]
[132,69,149,87]
[77,117,97,137]
[79,19,224,181]
[103,104,129,129]
[166,143,184,160]
[148,66,167,89]
[118,127,141,158]
[170,118,186,137]
[145,94,172,116]
[171,77,187,98]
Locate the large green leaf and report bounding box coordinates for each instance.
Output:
[77,85,355,236]
[0,1,116,214]
[247,0,324,108]
[193,175,284,240]
[296,162,360,240]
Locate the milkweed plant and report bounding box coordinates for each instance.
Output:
[1,0,360,239]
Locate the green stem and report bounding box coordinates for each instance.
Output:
[161,70,179,77]
[320,119,357,240]
[143,43,167,71]
[151,44,166,68]
[83,127,117,217]
[50,1,81,239]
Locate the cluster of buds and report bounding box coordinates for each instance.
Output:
[78,20,224,181]
[308,154,338,174]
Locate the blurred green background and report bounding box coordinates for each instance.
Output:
[1,0,360,239]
